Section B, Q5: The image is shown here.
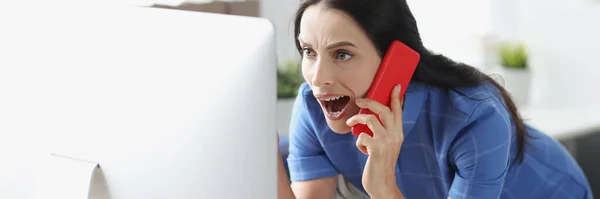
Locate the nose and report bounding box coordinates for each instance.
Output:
[311,59,335,87]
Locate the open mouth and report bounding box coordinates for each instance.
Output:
[319,95,351,120]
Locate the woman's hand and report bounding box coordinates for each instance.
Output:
[346,84,405,199]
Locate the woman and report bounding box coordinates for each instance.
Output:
[277,0,592,198]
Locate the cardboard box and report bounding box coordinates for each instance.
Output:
[229,1,260,17]
[152,1,259,17]
[152,2,228,14]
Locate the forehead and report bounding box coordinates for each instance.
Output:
[298,4,367,45]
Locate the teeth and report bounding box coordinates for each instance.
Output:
[331,111,341,115]
[321,96,344,101]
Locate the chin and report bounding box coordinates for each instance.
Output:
[326,120,352,134]
[315,93,360,134]
[324,107,359,134]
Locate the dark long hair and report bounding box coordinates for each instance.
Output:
[293,0,528,164]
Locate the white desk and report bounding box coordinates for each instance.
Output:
[520,107,600,158]
[521,107,600,140]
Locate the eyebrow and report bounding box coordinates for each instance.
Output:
[297,38,356,49]
[326,41,356,50]
[297,38,311,48]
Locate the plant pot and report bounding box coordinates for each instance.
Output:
[277,98,296,136]
[499,67,532,107]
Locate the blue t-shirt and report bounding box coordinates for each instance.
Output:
[287,82,592,199]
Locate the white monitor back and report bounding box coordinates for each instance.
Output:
[0,3,277,199]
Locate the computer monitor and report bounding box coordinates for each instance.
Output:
[0,3,277,199]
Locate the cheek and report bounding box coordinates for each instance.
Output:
[350,77,372,98]
[345,66,378,98]
[301,64,313,85]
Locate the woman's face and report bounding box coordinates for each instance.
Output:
[298,3,381,134]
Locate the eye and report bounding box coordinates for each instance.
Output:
[302,48,316,58]
[334,51,353,61]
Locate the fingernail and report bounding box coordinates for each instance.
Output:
[396,84,402,93]
[356,98,364,102]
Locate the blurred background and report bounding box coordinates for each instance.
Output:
[10,0,599,196]
[136,0,600,195]
[136,0,600,128]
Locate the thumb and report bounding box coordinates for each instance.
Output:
[356,133,375,155]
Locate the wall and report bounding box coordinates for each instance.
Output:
[260,0,493,68]
[408,0,493,68]
[517,1,600,109]
[259,0,301,67]
[516,1,600,195]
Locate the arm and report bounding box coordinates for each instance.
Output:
[278,138,296,199]
[291,177,338,199]
[348,86,406,199]
[277,137,337,199]
[368,100,509,199]
[448,100,512,199]
[277,148,337,199]
[368,182,404,199]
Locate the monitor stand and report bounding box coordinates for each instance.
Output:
[31,154,108,199]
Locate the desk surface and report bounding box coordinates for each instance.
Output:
[520,107,600,140]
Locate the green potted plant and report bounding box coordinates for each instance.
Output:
[500,42,528,70]
[276,59,304,135]
[277,60,304,99]
[498,41,531,106]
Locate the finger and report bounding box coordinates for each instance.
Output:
[390,84,404,128]
[346,114,387,137]
[356,132,374,155]
[355,98,394,128]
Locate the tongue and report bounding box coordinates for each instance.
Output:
[329,97,349,112]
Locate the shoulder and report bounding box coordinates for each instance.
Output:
[452,82,511,125]
[424,81,508,121]
[435,82,514,161]
[433,83,515,180]
[420,82,513,153]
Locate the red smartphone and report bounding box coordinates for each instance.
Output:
[351,40,420,137]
